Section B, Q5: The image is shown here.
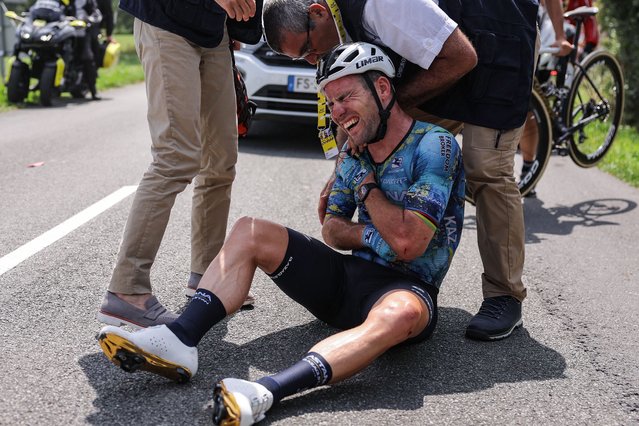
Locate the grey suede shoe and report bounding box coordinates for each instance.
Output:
[97,292,179,329]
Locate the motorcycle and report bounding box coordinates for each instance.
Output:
[4,4,93,106]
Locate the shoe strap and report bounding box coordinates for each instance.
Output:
[143,300,168,321]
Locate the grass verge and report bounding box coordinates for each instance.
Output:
[597,125,639,187]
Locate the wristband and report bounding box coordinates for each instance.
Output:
[362,224,397,262]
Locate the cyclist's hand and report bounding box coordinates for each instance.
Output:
[551,38,573,57]
[215,0,255,21]
[318,175,335,225]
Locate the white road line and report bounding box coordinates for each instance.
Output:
[0,185,138,276]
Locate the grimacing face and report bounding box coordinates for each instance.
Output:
[324,75,380,147]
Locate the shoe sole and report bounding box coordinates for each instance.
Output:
[212,381,242,426]
[185,289,256,308]
[98,331,191,383]
[465,318,523,341]
[97,311,145,329]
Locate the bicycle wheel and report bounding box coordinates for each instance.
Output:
[564,50,624,167]
[517,88,552,196]
[464,89,552,204]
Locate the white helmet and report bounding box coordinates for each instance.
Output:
[316,42,396,92]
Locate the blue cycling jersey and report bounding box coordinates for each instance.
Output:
[327,120,465,288]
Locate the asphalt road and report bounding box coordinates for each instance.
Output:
[1,84,638,425]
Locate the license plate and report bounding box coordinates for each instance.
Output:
[288,75,317,93]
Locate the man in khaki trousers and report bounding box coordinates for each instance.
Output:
[98,0,256,328]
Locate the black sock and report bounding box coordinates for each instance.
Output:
[166,289,226,347]
[256,352,333,403]
[522,160,534,174]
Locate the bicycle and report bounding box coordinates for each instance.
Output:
[516,5,625,197]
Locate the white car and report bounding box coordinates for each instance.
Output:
[234,41,318,125]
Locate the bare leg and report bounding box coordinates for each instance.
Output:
[196,216,289,315]
[309,290,430,382]
[519,112,539,163]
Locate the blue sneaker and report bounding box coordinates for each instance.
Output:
[465,296,523,341]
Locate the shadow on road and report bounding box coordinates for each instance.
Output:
[239,121,326,160]
[79,307,565,424]
[463,198,637,244]
[522,198,637,244]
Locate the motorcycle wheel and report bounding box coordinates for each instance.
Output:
[39,66,57,107]
[6,60,30,103]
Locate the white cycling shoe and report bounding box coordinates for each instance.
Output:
[212,378,274,426]
[97,324,198,383]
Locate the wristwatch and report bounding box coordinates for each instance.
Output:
[357,182,379,203]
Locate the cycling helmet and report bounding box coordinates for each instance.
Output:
[316,42,395,91]
[316,42,397,144]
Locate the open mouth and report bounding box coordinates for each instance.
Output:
[343,117,359,131]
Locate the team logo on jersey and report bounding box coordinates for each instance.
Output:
[391,157,403,168]
[353,168,368,185]
[363,227,375,245]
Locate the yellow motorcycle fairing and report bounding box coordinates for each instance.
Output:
[70,20,87,28]
[55,58,65,87]
[5,57,16,83]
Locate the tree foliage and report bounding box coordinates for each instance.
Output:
[598,0,639,128]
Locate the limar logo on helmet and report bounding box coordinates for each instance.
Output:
[356,56,385,69]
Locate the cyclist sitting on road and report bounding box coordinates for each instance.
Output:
[97,42,465,425]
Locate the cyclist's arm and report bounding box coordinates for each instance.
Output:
[321,173,363,250]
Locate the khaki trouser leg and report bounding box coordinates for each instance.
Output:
[110,20,236,294]
[462,124,527,301]
[190,32,238,274]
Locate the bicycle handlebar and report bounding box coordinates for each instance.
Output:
[539,46,561,55]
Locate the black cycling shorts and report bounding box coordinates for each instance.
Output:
[267,228,439,344]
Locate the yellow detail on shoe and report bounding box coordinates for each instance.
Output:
[98,332,192,383]
[216,382,242,426]
[70,20,87,28]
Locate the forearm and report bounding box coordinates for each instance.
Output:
[396,28,477,109]
[363,189,432,261]
[322,216,365,251]
[545,0,567,40]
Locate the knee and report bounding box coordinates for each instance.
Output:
[369,297,425,343]
[229,216,257,243]
[228,217,287,267]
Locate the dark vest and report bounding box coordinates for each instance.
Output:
[119,0,226,48]
[335,0,539,130]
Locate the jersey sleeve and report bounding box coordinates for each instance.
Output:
[362,0,458,70]
[404,129,462,228]
[326,172,357,220]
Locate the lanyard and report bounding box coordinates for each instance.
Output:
[316,0,348,159]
